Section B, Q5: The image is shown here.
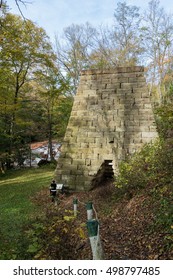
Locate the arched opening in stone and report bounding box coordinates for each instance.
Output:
[91,160,114,188]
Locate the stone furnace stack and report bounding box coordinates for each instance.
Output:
[55,66,158,191]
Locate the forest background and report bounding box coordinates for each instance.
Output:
[1,0,173,167]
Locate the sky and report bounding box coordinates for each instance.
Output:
[6,0,173,43]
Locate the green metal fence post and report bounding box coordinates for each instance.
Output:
[87,219,104,260]
[73,198,78,216]
[86,201,93,220]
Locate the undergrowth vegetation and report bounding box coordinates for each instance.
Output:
[115,139,173,254]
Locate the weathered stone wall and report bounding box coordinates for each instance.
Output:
[55,66,158,191]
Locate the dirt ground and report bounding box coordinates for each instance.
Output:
[32,180,173,260]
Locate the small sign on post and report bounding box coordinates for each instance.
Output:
[56,184,64,193]
[55,184,64,205]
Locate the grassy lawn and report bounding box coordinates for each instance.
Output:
[0,167,54,259]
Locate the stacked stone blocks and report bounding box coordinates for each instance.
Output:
[55,66,158,191]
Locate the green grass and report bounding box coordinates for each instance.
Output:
[0,167,54,259]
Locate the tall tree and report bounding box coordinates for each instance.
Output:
[141,0,173,100]
[55,22,97,94]
[0,12,57,165]
[34,63,72,160]
[112,1,142,65]
[89,25,118,68]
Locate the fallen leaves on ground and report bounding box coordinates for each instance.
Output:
[31,182,173,260]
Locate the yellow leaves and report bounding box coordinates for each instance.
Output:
[64,209,74,214]
[171,225,173,229]
[63,215,75,222]
[62,227,68,234]
[54,236,60,243]
[75,227,86,239]
[49,228,55,234]
[159,185,168,194]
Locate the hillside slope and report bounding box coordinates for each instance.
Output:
[32,179,172,260]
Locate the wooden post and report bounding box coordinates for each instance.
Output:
[87,219,104,260]
[86,201,93,220]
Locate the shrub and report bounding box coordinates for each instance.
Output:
[115,138,173,244]
[115,140,162,191]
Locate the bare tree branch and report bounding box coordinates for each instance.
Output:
[14,0,30,19]
[0,0,32,19]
